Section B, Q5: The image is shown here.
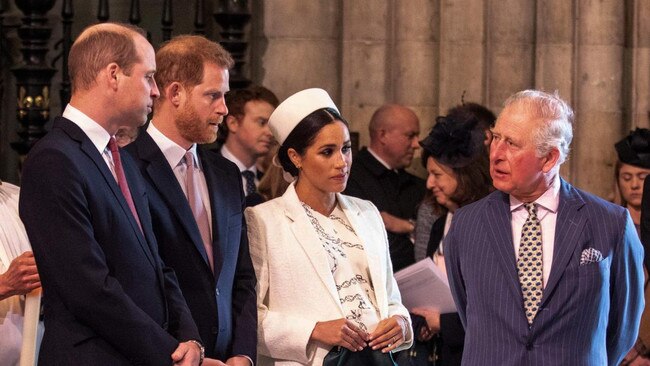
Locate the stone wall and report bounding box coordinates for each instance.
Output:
[256,0,650,199]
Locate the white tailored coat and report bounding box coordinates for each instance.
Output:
[245,183,412,366]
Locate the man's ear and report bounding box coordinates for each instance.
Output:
[226,115,240,133]
[105,62,120,90]
[541,147,560,173]
[166,82,183,107]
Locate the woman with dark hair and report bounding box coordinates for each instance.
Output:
[245,89,413,366]
[615,129,650,366]
[408,111,492,366]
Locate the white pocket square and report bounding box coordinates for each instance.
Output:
[580,248,603,265]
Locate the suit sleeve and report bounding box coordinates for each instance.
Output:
[244,207,318,364]
[230,193,258,360]
[606,210,645,365]
[444,213,468,328]
[20,148,180,366]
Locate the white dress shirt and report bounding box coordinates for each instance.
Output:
[510,176,561,288]
[146,122,212,233]
[220,145,259,193]
[62,104,117,179]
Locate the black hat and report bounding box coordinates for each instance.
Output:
[419,110,485,168]
[615,128,650,169]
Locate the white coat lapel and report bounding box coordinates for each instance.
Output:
[281,185,343,313]
[338,194,388,318]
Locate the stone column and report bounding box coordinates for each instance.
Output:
[438,0,486,114]
[534,0,576,180]
[340,1,390,148]
[623,0,650,130]
[485,0,535,113]
[259,1,340,102]
[573,0,625,198]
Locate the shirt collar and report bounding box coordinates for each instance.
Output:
[367,147,394,171]
[147,121,199,168]
[220,145,257,173]
[509,174,561,213]
[63,104,111,154]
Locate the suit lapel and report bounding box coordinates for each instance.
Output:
[484,191,523,302]
[540,179,586,307]
[282,185,343,313]
[57,118,156,269]
[200,148,228,277]
[136,132,212,271]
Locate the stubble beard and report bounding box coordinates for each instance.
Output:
[176,102,220,144]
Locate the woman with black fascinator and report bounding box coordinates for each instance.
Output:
[407,109,493,366]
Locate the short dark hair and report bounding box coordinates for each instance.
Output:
[217,85,279,143]
[278,108,348,176]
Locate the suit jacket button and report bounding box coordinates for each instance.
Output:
[211,326,219,334]
[216,288,220,296]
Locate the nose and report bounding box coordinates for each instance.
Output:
[426,174,435,190]
[631,176,642,189]
[490,138,505,162]
[216,97,228,116]
[151,79,160,99]
[411,136,420,150]
[335,150,348,169]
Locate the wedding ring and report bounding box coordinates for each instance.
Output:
[388,343,392,347]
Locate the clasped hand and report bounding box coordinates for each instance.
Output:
[311,315,406,353]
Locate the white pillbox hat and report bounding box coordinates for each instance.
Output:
[268,88,339,145]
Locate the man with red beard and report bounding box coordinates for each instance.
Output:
[126,35,256,366]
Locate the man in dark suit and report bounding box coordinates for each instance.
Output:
[19,23,203,365]
[344,104,425,271]
[126,35,256,366]
[445,90,644,365]
[216,86,278,207]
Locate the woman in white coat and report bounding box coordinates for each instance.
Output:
[245,88,412,366]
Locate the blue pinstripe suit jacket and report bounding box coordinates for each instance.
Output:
[445,179,644,366]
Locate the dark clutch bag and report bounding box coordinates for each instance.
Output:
[323,346,397,366]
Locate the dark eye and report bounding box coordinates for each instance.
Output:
[342,145,351,153]
[321,148,332,156]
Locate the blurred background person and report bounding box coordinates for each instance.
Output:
[114,126,139,147]
[246,88,412,365]
[218,85,279,207]
[400,110,492,366]
[256,144,290,202]
[615,128,650,235]
[345,104,425,272]
[617,128,650,365]
[413,102,495,263]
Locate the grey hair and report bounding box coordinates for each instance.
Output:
[503,90,574,165]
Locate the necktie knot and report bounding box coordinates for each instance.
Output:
[184,151,195,170]
[242,170,257,196]
[108,136,119,154]
[524,202,537,217]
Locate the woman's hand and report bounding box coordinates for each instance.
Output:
[368,315,408,353]
[411,307,440,334]
[310,319,368,352]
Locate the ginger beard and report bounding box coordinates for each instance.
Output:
[175,95,222,145]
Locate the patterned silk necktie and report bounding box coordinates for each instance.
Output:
[518,202,543,324]
[242,170,257,196]
[185,152,214,272]
[108,137,142,232]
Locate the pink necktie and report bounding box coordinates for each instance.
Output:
[185,151,214,271]
[108,137,142,232]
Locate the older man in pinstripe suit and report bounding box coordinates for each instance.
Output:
[445,90,644,366]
